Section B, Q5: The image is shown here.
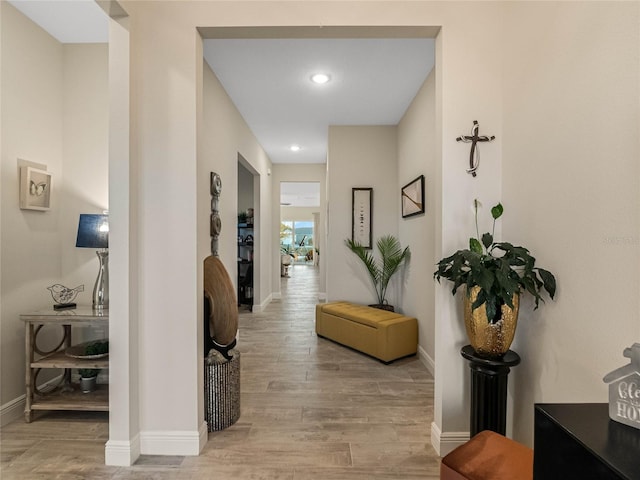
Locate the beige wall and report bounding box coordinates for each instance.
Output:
[1,2,64,417]
[0,3,108,425]
[200,61,272,315]
[61,43,109,294]
[398,69,437,373]
[326,126,399,306]
[281,206,318,222]
[501,2,640,443]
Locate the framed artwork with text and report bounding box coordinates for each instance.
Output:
[352,187,372,248]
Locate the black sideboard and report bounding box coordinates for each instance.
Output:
[534,403,640,480]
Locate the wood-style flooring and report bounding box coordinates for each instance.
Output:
[1,265,440,479]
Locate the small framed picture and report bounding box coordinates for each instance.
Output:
[352,187,372,249]
[20,167,52,211]
[401,175,425,218]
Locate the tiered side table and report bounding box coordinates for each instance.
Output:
[21,308,109,422]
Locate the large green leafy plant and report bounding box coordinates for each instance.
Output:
[346,235,411,306]
[434,200,556,323]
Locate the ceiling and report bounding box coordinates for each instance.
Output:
[8,0,108,43]
[9,2,435,204]
[203,37,434,164]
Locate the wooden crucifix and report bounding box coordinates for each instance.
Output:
[456,120,495,177]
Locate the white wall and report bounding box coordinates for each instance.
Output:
[431,4,506,455]
[104,9,138,466]
[0,3,108,425]
[398,69,437,372]
[501,2,640,444]
[326,126,400,307]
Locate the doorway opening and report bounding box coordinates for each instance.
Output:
[280,181,320,272]
[237,156,258,310]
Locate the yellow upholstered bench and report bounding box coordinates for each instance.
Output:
[315,301,418,363]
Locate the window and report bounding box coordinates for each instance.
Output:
[280,220,314,263]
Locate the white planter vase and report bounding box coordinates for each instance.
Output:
[80,376,97,393]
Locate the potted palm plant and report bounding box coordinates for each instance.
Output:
[345,235,411,312]
[434,200,556,357]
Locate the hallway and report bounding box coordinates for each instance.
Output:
[0,264,439,479]
[217,263,439,478]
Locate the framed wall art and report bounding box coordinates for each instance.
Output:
[401,175,425,218]
[20,166,52,211]
[352,187,372,248]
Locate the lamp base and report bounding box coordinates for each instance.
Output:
[93,250,109,309]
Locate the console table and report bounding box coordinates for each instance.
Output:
[461,345,521,436]
[21,308,109,422]
[535,403,640,479]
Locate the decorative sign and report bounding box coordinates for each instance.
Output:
[352,188,372,249]
[603,343,640,429]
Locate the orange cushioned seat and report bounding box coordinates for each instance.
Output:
[440,430,533,480]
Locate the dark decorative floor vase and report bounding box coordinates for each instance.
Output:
[204,350,240,431]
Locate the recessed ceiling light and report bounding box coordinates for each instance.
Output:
[310,73,331,84]
[290,145,301,152]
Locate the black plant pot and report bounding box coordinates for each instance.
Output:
[369,304,394,312]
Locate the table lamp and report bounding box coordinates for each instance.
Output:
[76,214,109,310]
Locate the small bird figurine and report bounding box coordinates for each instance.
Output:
[47,284,84,305]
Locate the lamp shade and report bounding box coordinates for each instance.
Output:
[76,214,109,249]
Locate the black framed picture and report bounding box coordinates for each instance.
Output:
[401,175,425,218]
[352,187,372,248]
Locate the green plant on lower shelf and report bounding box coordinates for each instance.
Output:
[84,340,108,356]
[78,368,99,378]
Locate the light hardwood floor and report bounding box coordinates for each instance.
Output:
[1,265,440,479]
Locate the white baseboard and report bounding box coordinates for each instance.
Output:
[1,394,25,427]
[431,421,469,457]
[251,294,272,312]
[140,423,207,456]
[105,434,141,466]
[198,421,208,451]
[1,375,67,427]
[417,345,435,376]
[317,292,326,301]
[272,292,282,300]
